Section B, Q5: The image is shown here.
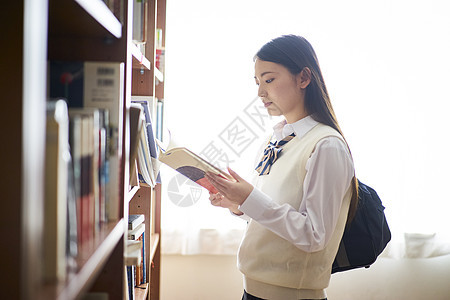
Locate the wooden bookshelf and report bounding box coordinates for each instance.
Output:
[1,0,166,299]
[128,0,166,299]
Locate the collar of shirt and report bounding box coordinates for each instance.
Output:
[273,115,319,141]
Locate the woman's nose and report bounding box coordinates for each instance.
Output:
[258,85,267,98]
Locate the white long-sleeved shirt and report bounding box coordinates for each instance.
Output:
[238,116,354,252]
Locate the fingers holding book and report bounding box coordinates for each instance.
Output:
[206,168,253,207]
[208,191,243,216]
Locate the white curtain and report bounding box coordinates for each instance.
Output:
[161,0,450,258]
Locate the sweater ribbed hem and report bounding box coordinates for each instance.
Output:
[244,276,326,300]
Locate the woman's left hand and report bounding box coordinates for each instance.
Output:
[206,168,253,206]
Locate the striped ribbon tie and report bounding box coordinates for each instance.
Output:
[255,133,296,176]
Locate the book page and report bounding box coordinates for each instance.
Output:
[159,147,233,194]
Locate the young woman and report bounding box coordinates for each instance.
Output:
[206,35,358,300]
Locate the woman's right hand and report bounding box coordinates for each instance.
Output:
[209,192,243,215]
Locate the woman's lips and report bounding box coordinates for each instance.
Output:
[264,102,272,108]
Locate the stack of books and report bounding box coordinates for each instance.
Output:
[43,60,124,282]
[125,214,147,300]
[130,98,160,187]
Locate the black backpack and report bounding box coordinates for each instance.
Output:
[332,180,391,273]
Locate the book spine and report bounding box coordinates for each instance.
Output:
[66,147,78,260]
[83,61,125,222]
[128,214,144,230]
[98,118,107,224]
[80,114,93,244]
[69,115,83,249]
[90,111,100,236]
[43,100,69,282]
[135,234,142,285]
[126,265,135,300]
[141,231,146,284]
[68,109,104,246]
[128,225,144,241]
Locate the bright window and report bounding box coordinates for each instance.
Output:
[161,0,450,257]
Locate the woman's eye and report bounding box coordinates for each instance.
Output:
[266,78,274,83]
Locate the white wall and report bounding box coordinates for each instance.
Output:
[161,254,450,300]
[161,255,242,300]
[328,255,450,299]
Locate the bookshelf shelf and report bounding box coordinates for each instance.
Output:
[75,0,122,38]
[74,220,125,278]
[39,220,125,300]
[49,0,121,38]
[131,42,151,70]
[128,185,141,203]
[154,67,164,82]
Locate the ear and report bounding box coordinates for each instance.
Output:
[297,67,311,89]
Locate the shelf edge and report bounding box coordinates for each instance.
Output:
[154,67,164,82]
[75,0,122,38]
[58,220,125,300]
[127,185,141,203]
[149,233,160,262]
[131,43,151,70]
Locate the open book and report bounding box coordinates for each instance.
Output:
[158,142,234,194]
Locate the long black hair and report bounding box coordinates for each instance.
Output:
[256,35,359,223]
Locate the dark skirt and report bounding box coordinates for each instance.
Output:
[242,290,327,300]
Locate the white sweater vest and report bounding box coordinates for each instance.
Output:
[238,123,352,300]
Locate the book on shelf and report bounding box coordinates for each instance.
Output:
[66,136,78,267]
[49,60,124,222]
[131,96,157,127]
[125,232,146,297]
[136,118,156,187]
[129,104,143,186]
[126,222,146,299]
[156,48,165,72]
[156,99,164,141]
[136,233,144,287]
[158,142,234,194]
[126,239,143,253]
[126,265,136,300]
[128,214,145,230]
[128,223,145,240]
[130,159,139,187]
[131,97,161,185]
[84,61,124,222]
[68,114,83,249]
[155,28,163,49]
[68,109,97,246]
[65,106,110,251]
[97,109,110,225]
[132,0,148,45]
[141,231,147,284]
[44,99,69,282]
[155,28,164,72]
[125,240,142,266]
